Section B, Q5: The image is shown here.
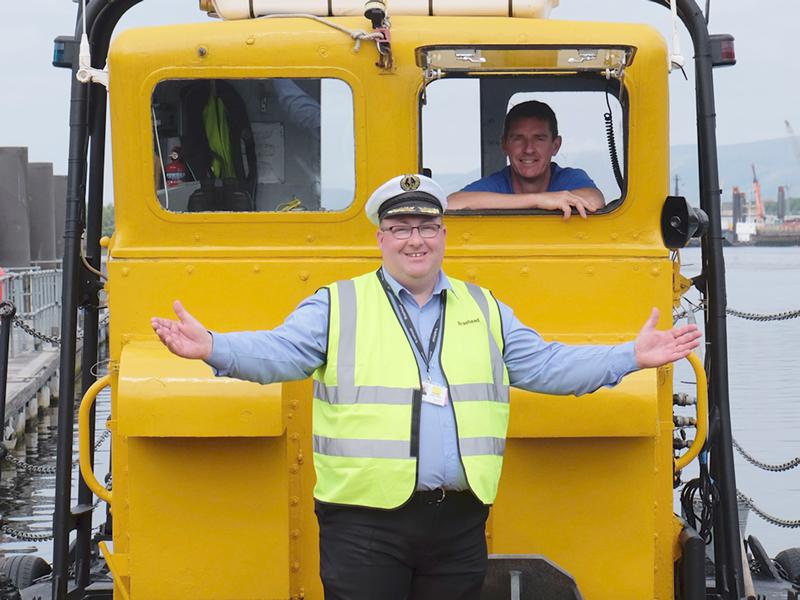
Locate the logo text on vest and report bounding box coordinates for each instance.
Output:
[457,318,481,326]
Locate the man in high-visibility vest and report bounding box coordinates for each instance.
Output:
[152,174,701,600]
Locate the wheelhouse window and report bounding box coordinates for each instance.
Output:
[151,78,355,213]
[418,46,630,213]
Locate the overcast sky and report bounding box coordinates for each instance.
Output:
[2,0,798,183]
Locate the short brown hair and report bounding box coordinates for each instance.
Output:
[502,101,558,140]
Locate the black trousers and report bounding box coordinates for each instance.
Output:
[315,491,490,600]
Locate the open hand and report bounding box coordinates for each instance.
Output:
[533,190,599,220]
[151,300,213,360]
[634,308,702,368]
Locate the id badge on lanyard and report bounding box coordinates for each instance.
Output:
[376,269,449,406]
[422,380,449,406]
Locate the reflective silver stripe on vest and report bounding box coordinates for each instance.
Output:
[465,283,507,403]
[314,380,413,405]
[449,382,509,404]
[313,435,412,459]
[336,279,357,392]
[460,436,506,456]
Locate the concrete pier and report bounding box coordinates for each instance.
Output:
[3,347,61,448]
[0,147,32,267]
[1,273,105,451]
[2,328,106,449]
[27,162,57,263]
[0,147,66,267]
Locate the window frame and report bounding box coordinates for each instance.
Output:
[147,74,359,219]
[417,48,631,218]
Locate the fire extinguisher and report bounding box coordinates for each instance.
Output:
[164,147,187,187]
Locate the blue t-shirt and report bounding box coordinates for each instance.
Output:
[461,163,597,194]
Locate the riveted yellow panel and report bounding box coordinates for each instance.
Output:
[493,437,658,598]
[118,341,284,437]
[127,437,289,599]
[508,368,658,438]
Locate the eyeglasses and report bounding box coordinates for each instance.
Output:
[381,224,442,240]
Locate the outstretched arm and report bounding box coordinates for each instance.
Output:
[151,300,213,360]
[634,308,702,368]
[500,300,702,396]
[448,189,601,219]
[151,292,329,384]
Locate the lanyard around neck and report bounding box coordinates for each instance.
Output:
[376,269,444,375]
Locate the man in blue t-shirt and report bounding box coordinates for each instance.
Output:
[448,101,605,219]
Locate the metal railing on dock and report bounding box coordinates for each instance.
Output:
[0,268,62,357]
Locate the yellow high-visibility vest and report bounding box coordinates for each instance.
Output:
[312,270,510,509]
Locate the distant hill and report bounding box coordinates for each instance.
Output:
[670,137,799,205]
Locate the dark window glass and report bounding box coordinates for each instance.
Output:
[152,78,355,213]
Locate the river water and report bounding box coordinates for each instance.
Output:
[675,246,800,556]
[0,387,111,564]
[0,247,797,568]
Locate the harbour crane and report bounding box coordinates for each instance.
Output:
[751,163,766,221]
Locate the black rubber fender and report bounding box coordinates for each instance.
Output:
[0,555,51,590]
[775,547,800,584]
[0,572,20,600]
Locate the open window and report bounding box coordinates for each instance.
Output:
[418,46,631,214]
[151,77,355,213]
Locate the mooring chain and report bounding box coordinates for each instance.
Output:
[1,493,109,543]
[3,428,111,475]
[3,453,59,475]
[726,308,800,322]
[0,438,111,543]
[676,298,800,323]
[5,308,110,347]
[733,437,800,473]
[10,315,62,346]
[0,524,56,542]
[0,302,14,319]
[737,490,800,529]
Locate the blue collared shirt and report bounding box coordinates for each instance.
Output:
[460,163,597,194]
[207,268,638,491]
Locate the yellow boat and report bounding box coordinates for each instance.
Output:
[5,0,797,598]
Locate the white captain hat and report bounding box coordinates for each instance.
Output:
[365,174,448,225]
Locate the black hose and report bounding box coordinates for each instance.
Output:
[51,2,144,598]
[0,301,16,463]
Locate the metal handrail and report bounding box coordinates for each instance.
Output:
[78,375,112,504]
[675,353,709,471]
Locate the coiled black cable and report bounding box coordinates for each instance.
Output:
[680,451,720,544]
[604,88,624,191]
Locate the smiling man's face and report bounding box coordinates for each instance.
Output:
[501,116,562,186]
[377,215,446,290]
